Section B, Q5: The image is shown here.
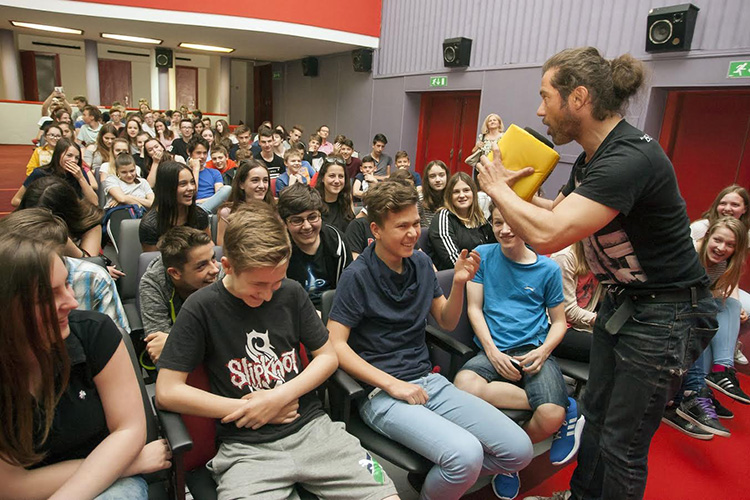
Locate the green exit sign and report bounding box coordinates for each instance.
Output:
[429,76,447,87]
[272,71,282,80]
[728,61,750,78]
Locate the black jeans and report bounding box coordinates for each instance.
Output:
[569,292,717,500]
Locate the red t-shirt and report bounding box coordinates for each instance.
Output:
[206,158,237,174]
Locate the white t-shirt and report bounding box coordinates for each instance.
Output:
[102,175,153,207]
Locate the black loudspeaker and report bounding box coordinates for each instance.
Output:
[302,57,318,77]
[352,48,373,72]
[155,47,173,68]
[646,4,699,53]
[443,37,472,67]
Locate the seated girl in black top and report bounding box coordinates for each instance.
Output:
[12,138,98,208]
[139,161,209,252]
[314,156,354,234]
[0,235,170,499]
[429,171,493,270]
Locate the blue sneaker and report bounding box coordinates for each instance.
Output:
[550,397,585,466]
[492,472,520,499]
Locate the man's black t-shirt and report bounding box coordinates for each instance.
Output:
[171,137,190,159]
[158,279,328,444]
[561,120,707,289]
[253,151,285,179]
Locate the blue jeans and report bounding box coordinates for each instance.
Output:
[94,476,147,500]
[359,373,533,500]
[569,292,717,500]
[701,297,741,370]
[198,185,232,214]
[681,297,741,395]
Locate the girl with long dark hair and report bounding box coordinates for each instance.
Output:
[138,161,209,251]
[0,235,170,499]
[314,156,354,233]
[419,160,449,227]
[13,139,98,207]
[216,159,273,245]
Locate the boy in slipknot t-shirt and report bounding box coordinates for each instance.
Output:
[156,202,398,499]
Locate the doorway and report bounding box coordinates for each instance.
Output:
[176,66,199,110]
[254,64,273,130]
[98,59,133,107]
[20,51,61,102]
[415,91,481,175]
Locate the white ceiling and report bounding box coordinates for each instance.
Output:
[0,4,371,62]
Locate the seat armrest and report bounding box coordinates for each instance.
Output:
[154,401,193,455]
[327,369,365,425]
[330,368,365,399]
[425,325,474,357]
[426,325,475,380]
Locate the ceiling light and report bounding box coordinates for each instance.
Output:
[10,21,82,35]
[101,33,162,44]
[179,43,234,53]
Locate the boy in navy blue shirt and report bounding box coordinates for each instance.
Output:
[328,182,533,500]
[455,206,583,477]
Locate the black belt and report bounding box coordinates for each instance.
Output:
[604,285,711,335]
[607,285,711,306]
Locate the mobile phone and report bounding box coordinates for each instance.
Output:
[509,358,524,375]
[55,86,64,94]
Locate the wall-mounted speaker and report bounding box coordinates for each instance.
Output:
[302,57,319,77]
[646,4,699,53]
[155,47,173,68]
[443,37,472,68]
[352,48,373,72]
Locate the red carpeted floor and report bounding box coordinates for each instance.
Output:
[0,144,34,215]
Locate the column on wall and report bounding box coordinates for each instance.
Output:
[158,67,169,111]
[84,40,100,105]
[219,56,230,117]
[0,29,22,101]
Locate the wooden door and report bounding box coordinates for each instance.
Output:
[254,64,273,130]
[20,51,61,102]
[415,91,481,175]
[98,59,133,107]
[659,88,750,289]
[176,66,198,110]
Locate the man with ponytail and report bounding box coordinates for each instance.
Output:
[477,47,718,500]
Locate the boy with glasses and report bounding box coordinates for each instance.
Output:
[278,184,352,309]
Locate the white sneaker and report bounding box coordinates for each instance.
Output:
[735,341,748,365]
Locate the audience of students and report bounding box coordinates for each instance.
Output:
[10,98,746,500]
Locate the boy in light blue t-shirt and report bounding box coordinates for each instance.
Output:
[455,205,584,487]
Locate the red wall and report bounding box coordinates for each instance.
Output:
[76,0,382,37]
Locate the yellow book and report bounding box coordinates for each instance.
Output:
[488,124,560,201]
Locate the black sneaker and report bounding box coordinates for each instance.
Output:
[706,368,750,404]
[676,388,731,437]
[709,389,734,419]
[662,407,714,440]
